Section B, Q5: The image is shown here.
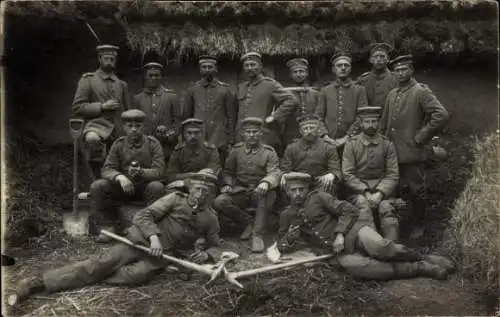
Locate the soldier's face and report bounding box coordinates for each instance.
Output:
[124,122,144,139]
[287,183,310,206]
[241,126,262,146]
[393,64,413,83]
[370,51,389,70]
[361,116,379,136]
[188,183,211,207]
[332,61,351,79]
[145,69,162,88]
[243,60,262,78]
[299,123,320,141]
[183,127,203,145]
[98,54,117,71]
[290,68,308,84]
[200,62,217,79]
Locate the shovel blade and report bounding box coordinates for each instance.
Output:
[63,211,89,237]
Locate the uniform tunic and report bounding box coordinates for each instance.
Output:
[282,86,322,145]
[356,69,398,109]
[379,79,450,164]
[316,80,368,139]
[166,142,221,182]
[281,138,342,180]
[236,75,298,146]
[277,190,360,253]
[72,69,131,139]
[183,78,237,148]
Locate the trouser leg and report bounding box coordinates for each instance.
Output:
[252,190,276,236]
[213,192,252,231]
[348,194,375,228]
[43,244,141,293]
[142,181,166,205]
[357,226,422,262]
[104,257,165,286]
[378,200,399,241]
[399,163,427,228]
[90,179,125,232]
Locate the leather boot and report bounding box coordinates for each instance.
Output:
[240,223,253,240]
[252,235,265,253]
[393,261,448,280]
[424,254,456,273]
[8,275,45,306]
[381,219,400,242]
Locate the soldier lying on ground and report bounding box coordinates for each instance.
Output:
[281,114,342,198]
[91,109,166,243]
[8,171,223,307]
[213,117,281,253]
[276,172,455,281]
[342,106,400,241]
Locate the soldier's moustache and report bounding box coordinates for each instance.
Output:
[365,127,377,136]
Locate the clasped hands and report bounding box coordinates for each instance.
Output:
[149,235,208,264]
[221,182,270,197]
[364,190,384,209]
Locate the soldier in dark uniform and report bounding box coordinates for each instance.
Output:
[276,172,455,281]
[356,43,398,109]
[282,58,322,146]
[133,62,182,163]
[183,56,236,166]
[380,55,449,239]
[165,118,221,185]
[8,171,223,307]
[90,110,166,243]
[213,117,281,253]
[281,114,341,197]
[72,45,131,177]
[343,107,400,241]
[235,52,299,156]
[316,52,368,156]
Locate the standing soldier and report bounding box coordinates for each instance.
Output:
[342,107,400,241]
[213,117,281,253]
[90,110,166,243]
[133,62,182,164]
[282,58,322,146]
[236,52,299,156]
[183,55,236,166]
[72,45,131,177]
[356,43,398,109]
[380,55,449,239]
[276,172,455,281]
[281,114,341,197]
[165,119,221,185]
[316,52,368,156]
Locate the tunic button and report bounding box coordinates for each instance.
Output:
[392,128,396,132]
[314,231,319,235]
[392,117,396,120]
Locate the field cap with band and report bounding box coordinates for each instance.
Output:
[241,52,262,63]
[285,172,313,186]
[357,106,383,118]
[369,42,393,56]
[241,117,265,128]
[286,58,309,71]
[298,114,321,127]
[389,54,413,68]
[121,109,146,123]
[96,45,119,56]
[331,52,352,65]
[181,118,204,131]
[143,62,164,71]
[199,55,217,66]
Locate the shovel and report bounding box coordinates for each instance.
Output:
[63,118,89,237]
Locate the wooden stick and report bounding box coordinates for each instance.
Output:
[283,86,315,92]
[101,230,213,276]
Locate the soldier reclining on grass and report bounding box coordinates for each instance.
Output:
[276,172,455,281]
[8,171,223,307]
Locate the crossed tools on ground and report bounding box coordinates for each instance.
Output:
[102,230,335,288]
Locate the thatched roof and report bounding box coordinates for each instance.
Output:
[5,1,499,62]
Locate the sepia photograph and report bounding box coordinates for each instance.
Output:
[1,1,499,316]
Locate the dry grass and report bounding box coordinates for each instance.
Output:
[445,133,499,296]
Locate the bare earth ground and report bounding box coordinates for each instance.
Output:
[2,134,498,317]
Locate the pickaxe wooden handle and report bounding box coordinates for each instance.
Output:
[283,87,315,92]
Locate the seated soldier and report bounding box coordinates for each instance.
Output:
[90,109,165,243]
[8,171,223,307]
[277,172,455,281]
[165,118,221,189]
[343,106,400,240]
[213,117,281,253]
[281,114,341,198]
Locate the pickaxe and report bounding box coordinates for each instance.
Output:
[283,86,315,92]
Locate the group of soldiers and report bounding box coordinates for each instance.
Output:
[8,42,453,306]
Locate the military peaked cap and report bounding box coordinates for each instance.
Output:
[181,118,204,130]
[357,106,382,117]
[143,62,164,71]
[96,45,119,56]
[369,42,393,56]
[331,52,352,65]
[389,54,413,68]
[121,109,146,122]
[186,169,219,187]
[241,52,262,63]
[298,114,321,126]
[285,172,313,185]
[286,58,309,70]
[198,55,217,65]
[241,117,265,128]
